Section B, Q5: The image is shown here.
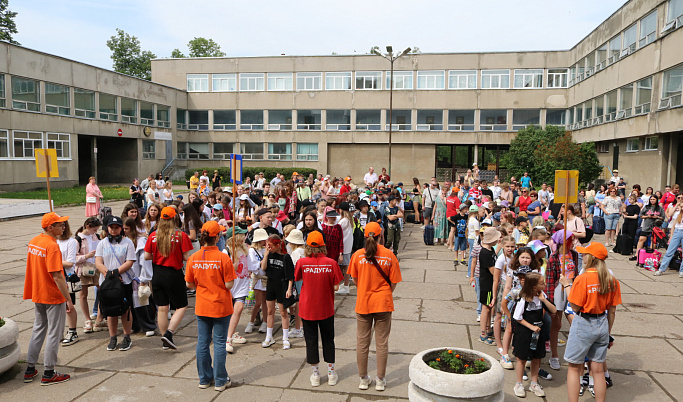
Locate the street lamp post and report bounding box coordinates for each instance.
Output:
[372,46,411,177]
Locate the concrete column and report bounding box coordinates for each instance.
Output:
[208,109,214,129]
[94,90,100,119]
[69,86,75,117]
[92,136,98,179]
[411,109,417,131]
[473,144,479,165]
[350,109,356,131]
[442,109,449,130]
[321,109,327,130]
[4,73,12,109]
[39,81,46,112]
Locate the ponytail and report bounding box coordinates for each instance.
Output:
[587,254,615,294]
[200,231,217,247]
[364,233,379,260]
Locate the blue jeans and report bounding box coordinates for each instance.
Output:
[659,228,683,273]
[197,315,231,387]
[474,277,481,314]
[467,239,475,277]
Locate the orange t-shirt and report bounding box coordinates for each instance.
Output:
[185,246,236,318]
[348,245,402,315]
[568,269,622,314]
[24,233,67,305]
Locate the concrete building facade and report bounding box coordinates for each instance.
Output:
[1,0,682,190]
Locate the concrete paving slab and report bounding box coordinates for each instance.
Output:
[610,311,683,338]
[649,372,683,402]
[619,293,682,314]
[621,279,682,296]
[1,367,115,400]
[424,269,468,285]
[213,384,285,401]
[397,267,425,283]
[392,282,461,301]
[419,299,478,325]
[606,337,683,373]
[75,372,215,402]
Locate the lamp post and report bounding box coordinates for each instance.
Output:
[372,46,411,177]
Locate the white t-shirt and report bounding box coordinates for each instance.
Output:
[226,249,250,298]
[131,236,153,283]
[95,237,136,285]
[163,188,174,202]
[247,247,267,291]
[199,175,210,185]
[147,188,160,204]
[57,238,78,276]
[423,187,440,208]
[467,217,480,240]
[290,247,306,266]
[81,232,100,264]
[494,253,511,282]
[338,217,354,255]
[513,292,548,321]
[364,172,378,185]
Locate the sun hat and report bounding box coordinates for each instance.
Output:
[501,200,510,207]
[324,206,339,218]
[201,221,225,237]
[469,205,478,212]
[515,216,528,225]
[551,229,573,245]
[285,229,305,245]
[160,207,176,220]
[515,265,533,276]
[482,227,501,244]
[306,231,325,247]
[252,228,269,243]
[41,212,69,228]
[276,210,288,222]
[364,222,382,237]
[359,200,370,209]
[223,187,233,193]
[527,240,546,255]
[576,242,608,260]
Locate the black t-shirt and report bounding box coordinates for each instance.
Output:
[453,214,468,237]
[130,185,143,206]
[385,205,400,227]
[481,189,494,199]
[265,252,294,282]
[478,247,496,290]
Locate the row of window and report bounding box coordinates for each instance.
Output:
[176,142,319,161]
[625,136,659,152]
[0,130,70,159]
[187,68,569,92]
[570,0,683,87]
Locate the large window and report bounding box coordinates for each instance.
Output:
[481,70,510,89]
[325,109,351,130]
[46,133,71,159]
[212,74,237,92]
[635,77,652,114]
[142,139,155,159]
[605,90,618,121]
[385,110,412,130]
[120,98,137,124]
[11,76,40,111]
[0,75,5,108]
[595,95,605,122]
[240,110,264,130]
[639,11,657,47]
[296,143,318,161]
[157,105,170,128]
[297,110,321,130]
[296,72,322,91]
[74,88,95,118]
[622,24,637,55]
[596,43,608,68]
[386,71,413,90]
[268,110,292,130]
[268,143,292,160]
[608,35,621,64]
[645,136,659,151]
[479,110,507,131]
[585,51,596,74]
[355,110,381,130]
[547,69,568,88]
[187,142,209,159]
[417,70,445,90]
[0,130,8,158]
[661,65,683,108]
[45,83,69,115]
[177,142,188,159]
[514,69,543,88]
[241,143,264,160]
[187,74,209,92]
[448,110,475,131]
[213,143,234,159]
[448,70,476,89]
[618,84,634,118]
[99,93,117,121]
[355,72,382,90]
[325,72,352,90]
[267,73,293,91]
[140,101,154,125]
[188,110,209,131]
[177,109,187,130]
[213,110,236,130]
[12,131,42,158]
[626,138,639,152]
[512,109,540,130]
[239,73,265,91]
[667,0,683,24]
[416,110,443,130]
[546,109,567,126]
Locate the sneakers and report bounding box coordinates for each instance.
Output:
[476,315,481,322]
[289,328,304,338]
[244,322,255,333]
[258,322,268,333]
[83,320,93,334]
[454,260,459,267]
[145,330,155,337]
[119,337,132,351]
[514,382,526,397]
[61,331,78,346]
[500,354,514,369]
[107,337,117,351]
[198,381,213,389]
[529,382,545,397]
[496,347,504,356]
[261,338,275,348]
[226,340,234,354]
[186,289,196,296]
[328,372,338,386]
[24,368,39,383]
[161,332,178,350]
[588,385,596,397]
[310,373,321,387]
[335,285,350,295]
[41,372,70,386]
[549,357,561,370]
[282,339,291,350]
[538,369,552,380]
[605,375,613,388]
[215,379,231,392]
[679,271,683,278]
[654,270,662,276]
[359,376,372,390]
[90,313,98,320]
[232,332,248,344]
[375,377,386,391]
[523,370,528,381]
[93,320,107,332]
[557,339,566,347]
[478,335,494,345]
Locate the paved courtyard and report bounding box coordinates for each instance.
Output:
[0,200,682,401]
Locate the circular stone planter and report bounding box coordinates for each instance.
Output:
[0,318,20,375]
[409,347,504,402]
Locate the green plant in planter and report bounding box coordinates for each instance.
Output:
[426,349,489,374]
[0,317,5,327]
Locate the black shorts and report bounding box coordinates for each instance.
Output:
[265,279,285,304]
[152,264,189,309]
[70,292,76,304]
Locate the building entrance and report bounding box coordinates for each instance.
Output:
[435,145,509,183]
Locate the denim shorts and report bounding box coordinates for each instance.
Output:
[454,236,468,251]
[605,213,620,231]
[564,314,610,364]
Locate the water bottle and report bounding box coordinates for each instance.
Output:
[530,331,540,350]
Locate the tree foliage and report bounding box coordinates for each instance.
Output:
[106,28,156,81]
[0,0,19,45]
[503,125,602,187]
[170,48,185,58]
[187,37,225,57]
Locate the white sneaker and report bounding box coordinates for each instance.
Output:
[244,322,255,333]
[261,338,275,348]
[476,314,481,322]
[145,331,155,337]
[359,376,372,390]
[328,372,338,386]
[529,382,545,397]
[282,339,291,350]
[549,357,561,370]
[258,323,268,333]
[679,271,683,278]
[375,377,386,391]
[167,312,172,320]
[310,373,320,387]
[231,332,247,344]
[514,382,526,397]
[90,313,98,320]
[654,271,662,276]
[225,340,234,354]
[289,328,304,338]
[335,285,350,295]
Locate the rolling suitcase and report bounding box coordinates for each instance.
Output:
[423,224,435,245]
[592,215,605,235]
[637,248,661,270]
[613,226,632,256]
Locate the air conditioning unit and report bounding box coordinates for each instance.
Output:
[615,110,626,120]
[659,97,672,110]
[661,20,677,36]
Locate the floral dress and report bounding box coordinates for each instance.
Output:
[434,194,448,240]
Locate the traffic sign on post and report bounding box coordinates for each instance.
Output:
[229,154,243,185]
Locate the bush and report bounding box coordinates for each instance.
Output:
[185,167,317,182]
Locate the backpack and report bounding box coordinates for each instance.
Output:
[99,269,130,317]
[352,217,365,252]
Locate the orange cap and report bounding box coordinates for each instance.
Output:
[364,222,382,238]
[201,220,225,237]
[344,176,351,181]
[41,212,69,228]
[292,171,299,176]
[306,231,325,247]
[161,206,177,220]
[576,242,608,260]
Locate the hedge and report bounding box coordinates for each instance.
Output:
[185,167,317,182]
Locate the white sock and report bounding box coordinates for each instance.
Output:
[266,327,273,340]
[328,363,335,375]
[604,370,610,378]
[312,364,320,376]
[282,328,289,340]
[589,376,594,386]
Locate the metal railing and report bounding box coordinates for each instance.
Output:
[100,112,118,121]
[447,124,475,131]
[75,108,95,118]
[141,117,155,126]
[480,124,508,131]
[296,124,321,130]
[121,115,137,124]
[267,124,292,130]
[12,100,40,112]
[416,124,443,131]
[45,105,70,115]
[355,123,381,131]
[385,124,412,131]
[157,121,171,128]
[188,124,209,131]
[325,124,351,130]
[240,124,264,130]
[212,124,237,130]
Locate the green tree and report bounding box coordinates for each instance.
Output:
[106,28,157,81]
[170,48,185,58]
[187,37,225,57]
[503,125,602,187]
[0,0,19,45]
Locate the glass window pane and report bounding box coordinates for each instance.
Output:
[45,83,69,107]
[12,76,40,103]
[74,88,95,111]
[121,98,137,117]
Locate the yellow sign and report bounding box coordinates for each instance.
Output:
[554,170,579,204]
[35,149,59,178]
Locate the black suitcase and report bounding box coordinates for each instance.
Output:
[592,216,605,235]
[423,224,435,245]
[614,232,633,256]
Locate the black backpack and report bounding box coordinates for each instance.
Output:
[99,269,129,317]
[352,217,365,252]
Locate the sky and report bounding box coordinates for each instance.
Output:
[12,0,628,70]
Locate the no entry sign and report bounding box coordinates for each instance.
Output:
[117,128,123,137]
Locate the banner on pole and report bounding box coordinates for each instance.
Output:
[554,170,579,204]
[35,149,59,178]
[230,154,243,184]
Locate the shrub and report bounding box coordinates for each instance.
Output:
[185,167,317,182]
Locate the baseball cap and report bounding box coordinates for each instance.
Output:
[576,242,608,260]
[388,195,398,201]
[482,218,493,226]
[41,212,69,228]
[223,187,233,193]
[213,204,223,210]
[201,221,225,237]
[515,216,528,225]
[306,231,325,247]
[397,182,403,186]
[364,222,381,237]
[344,176,351,181]
[469,205,478,212]
[107,216,124,227]
[527,240,546,255]
[325,206,339,218]
[161,206,177,220]
[370,201,378,207]
[176,195,184,200]
[239,194,250,201]
[256,208,270,218]
[515,265,533,276]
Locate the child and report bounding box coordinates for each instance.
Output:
[469,228,483,322]
[451,204,469,266]
[467,205,481,277]
[245,229,269,334]
[501,264,533,369]
[492,236,515,353]
[384,195,403,255]
[514,216,530,245]
[225,230,251,353]
[512,273,557,398]
[478,227,501,345]
[285,228,305,338]
[322,207,344,263]
[261,235,295,349]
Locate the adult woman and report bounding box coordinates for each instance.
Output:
[123,217,156,336]
[411,178,422,219]
[129,178,144,209]
[225,230,252,353]
[655,193,683,277]
[433,185,449,245]
[320,178,331,196]
[599,188,622,247]
[500,182,513,206]
[526,191,542,220]
[285,181,298,221]
[577,189,587,221]
[85,177,103,217]
[57,221,80,346]
[211,170,221,190]
[185,221,236,392]
[146,180,160,206]
[163,181,174,206]
[565,242,622,402]
[143,203,161,234]
[446,188,461,250]
[327,179,340,197]
[623,194,641,259]
[295,231,344,387]
[348,222,402,392]
[516,188,532,215]
[641,186,654,205]
[121,203,145,235]
[183,203,203,255]
[74,217,102,333]
[635,195,664,254]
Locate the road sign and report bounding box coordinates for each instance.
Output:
[117,128,123,137]
[554,170,579,204]
[229,154,243,184]
[35,149,59,178]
